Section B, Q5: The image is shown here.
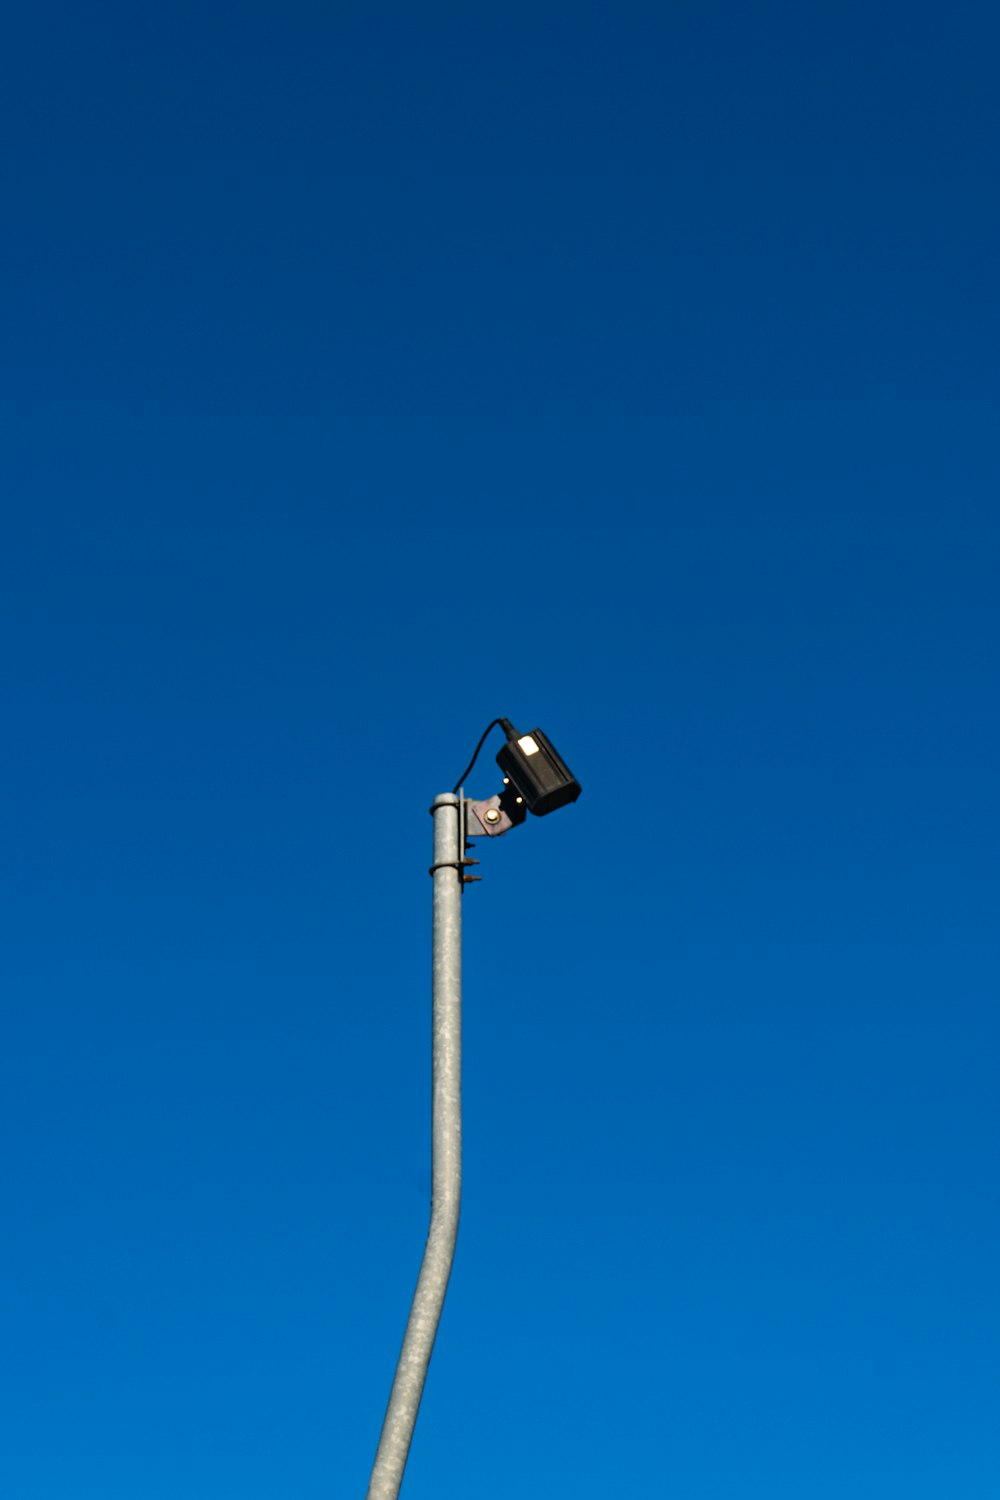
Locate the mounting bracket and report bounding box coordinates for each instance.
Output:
[463,784,528,839]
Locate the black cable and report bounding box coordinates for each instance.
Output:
[451,717,516,794]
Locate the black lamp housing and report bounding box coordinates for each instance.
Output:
[495,725,582,817]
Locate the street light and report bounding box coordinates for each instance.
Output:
[365,719,582,1500]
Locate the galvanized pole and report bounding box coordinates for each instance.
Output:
[366,793,463,1499]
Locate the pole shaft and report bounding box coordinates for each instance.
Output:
[366,793,462,1499]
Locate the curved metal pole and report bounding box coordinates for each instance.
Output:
[366,793,462,1499]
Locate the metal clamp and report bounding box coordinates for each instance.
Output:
[428,858,481,884]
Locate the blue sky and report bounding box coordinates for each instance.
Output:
[1,3,998,1496]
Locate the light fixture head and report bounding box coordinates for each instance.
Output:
[495,723,582,817]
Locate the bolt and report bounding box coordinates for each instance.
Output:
[484,807,501,825]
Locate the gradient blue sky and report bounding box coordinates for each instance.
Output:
[2,3,998,1496]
